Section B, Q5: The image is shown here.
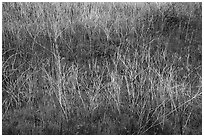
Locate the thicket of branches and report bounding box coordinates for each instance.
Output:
[2,2,202,135]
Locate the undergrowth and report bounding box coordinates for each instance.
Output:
[2,2,202,135]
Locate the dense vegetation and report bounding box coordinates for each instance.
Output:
[2,2,202,135]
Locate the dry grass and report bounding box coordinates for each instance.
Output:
[2,2,202,135]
